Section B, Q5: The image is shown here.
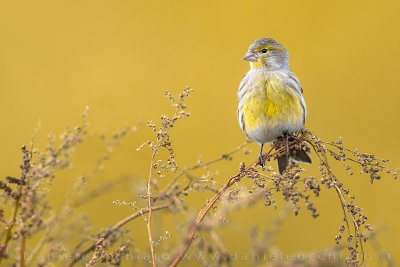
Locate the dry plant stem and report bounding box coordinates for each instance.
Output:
[308,144,352,233]
[168,175,241,267]
[0,152,32,265]
[163,141,250,194]
[1,182,24,256]
[168,143,293,267]
[19,233,25,267]
[146,92,190,266]
[305,134,365,263]
[0,124,38,264]
[69,141,243,267]
[67,202,172,267]
[28,228,49,265]
[147,150,158,267]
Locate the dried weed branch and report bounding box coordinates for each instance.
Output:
[0,122,40,266]
[67,202,172,267]
[86,237,129,266]
[0,87,397,267]
[141,87,193,267]
[167,124,397,266]
[168,133,311,266]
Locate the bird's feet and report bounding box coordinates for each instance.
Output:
[257,153,265,167]
[257,153,270,167]
[283,130,290,155]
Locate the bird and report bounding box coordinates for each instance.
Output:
[237,37,311,174]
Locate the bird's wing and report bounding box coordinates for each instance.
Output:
[285,71,306,123]
[286,71,303,95]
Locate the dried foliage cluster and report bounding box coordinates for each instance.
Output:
[0,87,397,266]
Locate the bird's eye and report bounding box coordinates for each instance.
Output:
[261,48,268,53]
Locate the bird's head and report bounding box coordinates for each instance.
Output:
[243,37,289,70]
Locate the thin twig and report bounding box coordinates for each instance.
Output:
[147,149,158,267]
[19,232,25,267]
[0,146,33,262]
[27,227,50,265]
[67,202,172,267]
[307,132,365,263]
[145,90,193,267]
[0,125,40,266]
[163,141,250,193]
[167,141,296,267]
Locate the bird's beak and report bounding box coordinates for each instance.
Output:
[243,51,257,62]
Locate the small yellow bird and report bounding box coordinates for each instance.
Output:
[237,37,311,173]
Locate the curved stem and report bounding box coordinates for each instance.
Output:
[67,202,172,267]
[167,143,292,267]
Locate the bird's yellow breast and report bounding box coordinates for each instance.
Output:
[241,76,303,130]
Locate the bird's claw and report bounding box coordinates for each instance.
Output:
[258,153,270,166]
[263,153,270,161]
[258,154,265,167]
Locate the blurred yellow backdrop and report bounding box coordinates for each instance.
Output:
[1,0,400,266]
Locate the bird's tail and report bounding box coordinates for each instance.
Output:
[276,137,312,174]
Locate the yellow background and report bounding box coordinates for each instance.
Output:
[1,0,399,266]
